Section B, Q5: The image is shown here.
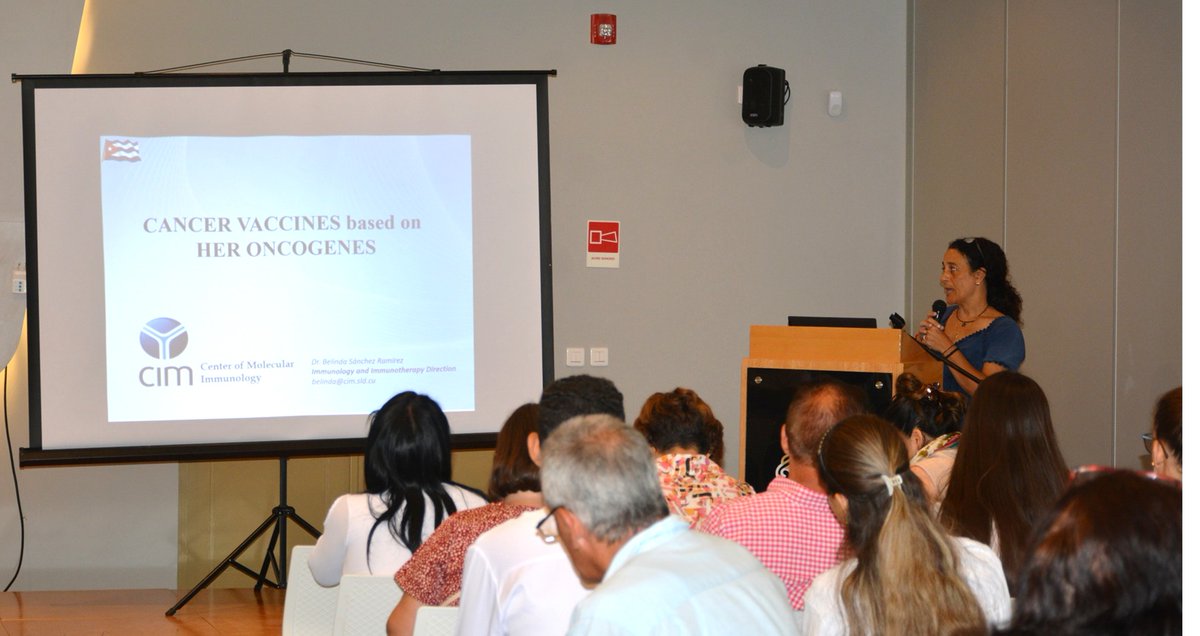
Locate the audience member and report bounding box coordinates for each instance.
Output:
[541,414,796,635]
[700,379,867,609]
[387,403,542,636]
[309,391,486,586]
[1146,386,1182,481]
[632,388,753,527]
[456,375,624,636]
[881,372,967,504]
[800,415,1010,635]
[939,371,1068,589]
[1000,469,1181,635]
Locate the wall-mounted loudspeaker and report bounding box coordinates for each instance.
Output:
[742,65,787,127]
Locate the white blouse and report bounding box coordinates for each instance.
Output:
[797,536,1011,635]
[308,484,486,586]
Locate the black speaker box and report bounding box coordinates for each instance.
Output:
[742,65,786,127]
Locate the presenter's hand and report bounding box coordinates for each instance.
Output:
[917,311,951,352]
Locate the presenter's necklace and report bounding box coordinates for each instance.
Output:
[955,305,990,327]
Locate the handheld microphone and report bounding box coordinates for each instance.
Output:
[923,298,983,385]
[932,299,948,324]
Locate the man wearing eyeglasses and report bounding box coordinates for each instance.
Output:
[539,414,795,634]
[457,375,625,636]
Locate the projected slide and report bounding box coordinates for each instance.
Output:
[100,135,475,423]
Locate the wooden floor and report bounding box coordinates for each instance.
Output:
[0,587,284,635]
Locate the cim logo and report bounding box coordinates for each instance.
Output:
[139,317,193,387]
[141,317,188,359]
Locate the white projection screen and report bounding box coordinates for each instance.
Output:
[17,71,554,465]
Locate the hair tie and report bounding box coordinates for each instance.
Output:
[880,473,903,496]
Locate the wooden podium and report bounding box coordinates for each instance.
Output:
[738,325,941,492]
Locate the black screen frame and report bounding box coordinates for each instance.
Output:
[15,70,556,466]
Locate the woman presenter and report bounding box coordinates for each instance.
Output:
[917,237,1025,396]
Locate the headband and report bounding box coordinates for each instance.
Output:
[815,424,845,494]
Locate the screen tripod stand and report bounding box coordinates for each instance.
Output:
[166,456,321,616]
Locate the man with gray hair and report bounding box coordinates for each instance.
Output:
[540,414,796,634]
[457,375,624,636]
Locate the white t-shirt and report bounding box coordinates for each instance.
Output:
[798,536,1011,635]
[456,508,591,636]
[308,484,486,586]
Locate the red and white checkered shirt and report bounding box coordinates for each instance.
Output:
[699,475,844,610]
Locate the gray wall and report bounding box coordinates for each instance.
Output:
[909,0,1181,469]
[1,1,909,588]
[0,0,181,591]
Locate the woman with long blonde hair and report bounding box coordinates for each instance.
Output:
[799,415,1010,636]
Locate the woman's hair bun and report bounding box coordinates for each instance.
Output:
[895,372,924,396]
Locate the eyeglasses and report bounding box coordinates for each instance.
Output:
[962,237,986,266]
[1141,433,1155,455]
[535,506,562,544]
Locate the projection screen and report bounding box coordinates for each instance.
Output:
[16,71,554,465]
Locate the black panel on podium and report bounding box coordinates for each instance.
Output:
[742,368,892,493]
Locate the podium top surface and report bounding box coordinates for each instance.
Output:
[747,325,933,365]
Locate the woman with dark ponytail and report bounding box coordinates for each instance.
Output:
[309,391,486,585]
[799,415,1010,635]
[917,237,1025,395]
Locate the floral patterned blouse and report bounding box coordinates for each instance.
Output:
[393,500,536,606]
[655,453,754,527]
[911,432,961,505]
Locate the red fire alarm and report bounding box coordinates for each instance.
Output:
[591,14,616,45]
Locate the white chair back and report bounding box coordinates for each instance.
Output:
[332,574,403,635]
[281,545,340,636]
[413,605,460,636]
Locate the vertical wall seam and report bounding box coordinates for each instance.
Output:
[1003,0,1010,245]
[1112,0,1121,466]
[907,0,917,324]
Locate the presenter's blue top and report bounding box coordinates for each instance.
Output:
[940,304,1025,395]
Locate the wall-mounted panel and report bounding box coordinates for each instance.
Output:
[1114,0,1182,469]
[910,0,1179,470]
[1003,0,1118,466]
[909,0,1007,322]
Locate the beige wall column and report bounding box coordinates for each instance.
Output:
[909,0,1181,468]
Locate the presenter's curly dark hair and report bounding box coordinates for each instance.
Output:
[363,391,460,564]
[633,388,726,465]
[1001,470,1181,636]
[949,237,1023,324]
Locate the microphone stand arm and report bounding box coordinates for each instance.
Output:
[903,330,984,387]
